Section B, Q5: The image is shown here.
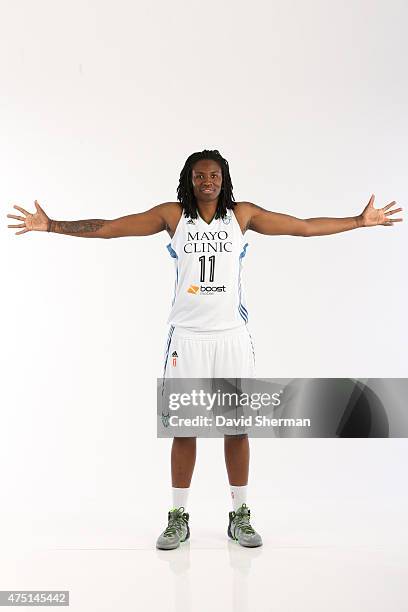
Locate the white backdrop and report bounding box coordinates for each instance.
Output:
[1,0,407,549]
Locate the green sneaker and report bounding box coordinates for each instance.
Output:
[156,507,190,550]
[228,503,263,547]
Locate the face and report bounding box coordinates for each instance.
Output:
[191,160,223,201]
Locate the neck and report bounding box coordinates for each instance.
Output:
[196,200,218,224]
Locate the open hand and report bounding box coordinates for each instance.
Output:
[360,194,403,227]
[7,200,50,235]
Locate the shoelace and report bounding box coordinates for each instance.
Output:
[163,507,187,538]
[232,504,255,535]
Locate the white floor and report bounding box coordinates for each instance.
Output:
[2,499,407,611]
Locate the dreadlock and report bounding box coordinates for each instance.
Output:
[176,149,236,220]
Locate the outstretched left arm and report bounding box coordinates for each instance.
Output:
[247,195,403,236]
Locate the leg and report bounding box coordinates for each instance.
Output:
[156,436,196,550]
[171,436,197,487]
[224,433,249,485]
[224,434,262,547]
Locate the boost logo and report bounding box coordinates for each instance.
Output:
[187,284,227,294]
[187,284,200,294]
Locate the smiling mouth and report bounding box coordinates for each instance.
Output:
[201,188,215,192]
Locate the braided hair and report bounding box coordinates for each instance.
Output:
[176,149,236,220]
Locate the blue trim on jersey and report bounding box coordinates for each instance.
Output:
[238,305,248,322]
[166,243,179,307]
[172,265,179,306]
[240,303,248,316]
[239,242,249,259]
[167,243,178,258]
[170,259,179,307]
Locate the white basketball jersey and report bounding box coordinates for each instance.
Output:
[166,207,249,332]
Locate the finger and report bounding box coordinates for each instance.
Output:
[15,228,29,235]
[388,218,403,222]
[7,214,25,221]
[383,200,397,211]
[8,223,26,228]
[385,207,402,215]
[368,194,375,207]
[13,204,30,216]
[34,199,44,212]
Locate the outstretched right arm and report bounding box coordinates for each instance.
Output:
[7,200,173,238]
[49,204,170,238]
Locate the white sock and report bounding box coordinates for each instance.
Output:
[172,487,190,511]
[230,485,247,511]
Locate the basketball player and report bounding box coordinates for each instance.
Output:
[7,150,403,549]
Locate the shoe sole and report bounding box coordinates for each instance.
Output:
[227,534,263,547]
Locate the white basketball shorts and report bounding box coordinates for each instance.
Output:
[162,325,256,379]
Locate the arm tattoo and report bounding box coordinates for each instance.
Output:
[50,219,106,236]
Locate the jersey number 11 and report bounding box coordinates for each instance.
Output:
[199,255,215,282]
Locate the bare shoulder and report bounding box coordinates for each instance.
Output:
[157,201,182,218]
